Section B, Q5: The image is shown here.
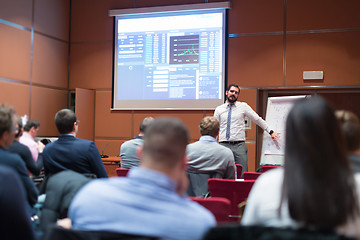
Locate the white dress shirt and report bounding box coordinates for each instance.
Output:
[214,101,270,142]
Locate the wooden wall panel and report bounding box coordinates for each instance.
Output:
[227,35,283,87]
[246,142,256,172]
[228,0,283,34]
[71,0,133,42]
[32,33,69,88]
[95,91,132,138]
[30,86,68,136]
[75,88,95,141]
[69,42,112,89]
[287,0,360,31]
[34,0,70,41]
[286,32,360,87]
[0,24,31,82]
[95,139,125,157]
[0,82,30,116]
[133,110,205,141]
[0,0,32,29]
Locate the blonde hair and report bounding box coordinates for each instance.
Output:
[199,116,219,137]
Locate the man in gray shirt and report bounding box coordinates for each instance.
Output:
[120,117,154,169]
[186,116,236,196]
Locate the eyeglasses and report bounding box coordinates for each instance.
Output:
[75,120,80,125]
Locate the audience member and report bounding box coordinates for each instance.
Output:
[0,105,38,212]
[214,84,279,175]
[20,119,44,162]
[42,109,107,178]
[186,116,236,196]
[7,115,43,176]
[0,166,35,240]
[336,110,360,173]
[69,117,216,240]
[242,97,360,239]
[120,117,154,169]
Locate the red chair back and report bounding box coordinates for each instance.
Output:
[208,179,255,220]
[262,165,281,173]
[235,164,242,179]
[189,197,231,223]
[115,168,130,177]
[243,172,262,180]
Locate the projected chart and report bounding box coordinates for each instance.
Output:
[170,35,199,64]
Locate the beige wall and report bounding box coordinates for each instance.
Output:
[1,0,360,171]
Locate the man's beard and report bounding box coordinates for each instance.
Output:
[227,96,237,103]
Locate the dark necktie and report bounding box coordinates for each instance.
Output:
[226,104,232,140]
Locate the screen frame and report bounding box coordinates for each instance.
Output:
[110,2,230,110]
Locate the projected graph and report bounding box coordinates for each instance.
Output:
[170,35,199,64]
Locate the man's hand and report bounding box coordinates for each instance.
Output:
[37,141,45,153]
[271,132,280,140]
[57,218,72,229]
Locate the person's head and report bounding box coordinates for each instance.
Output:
[139,117,154,136]
[23,119,40,138]
[282,96,358,229]
[335,110,360,153]
[55,109,78,135]
[0,105,17,148]
[199,116,219,138]
[226,84,240,104]
[14,116,23,139]
[141,117,189,172]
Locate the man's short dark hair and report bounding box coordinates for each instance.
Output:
[143,117,189,168]
[0,105,16,137]
[139,117,154,134]
[23,120,40,132]
[55,109,77,134]
[199,116,219,138]
[227,84,240,93]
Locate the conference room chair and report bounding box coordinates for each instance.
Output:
[202,225,355,240]
[189,197,231,223]
[262,165,281,173]
[243,172,262,180]
[187,172,222,197]
[43,225,159,240]
[235,164,242,179]
[208,179,256,221]
[115,168,130,177]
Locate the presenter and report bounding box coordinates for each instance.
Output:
[214,84,279,175]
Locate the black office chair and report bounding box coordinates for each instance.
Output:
[42,226,159,240]
[202,225,355,240]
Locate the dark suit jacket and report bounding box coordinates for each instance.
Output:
[42,135,108,178]
[40,170,91,233]
[0,147,39,206]
[7,140,43,176]
[0,166,35,240]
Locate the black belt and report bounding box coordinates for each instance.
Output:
[220,141,244,145]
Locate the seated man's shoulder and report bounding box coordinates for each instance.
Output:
[0,150,23,164]
[123,138,143,146]
[0,150,27,173]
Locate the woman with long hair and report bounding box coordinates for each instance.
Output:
[242,96,360,238]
